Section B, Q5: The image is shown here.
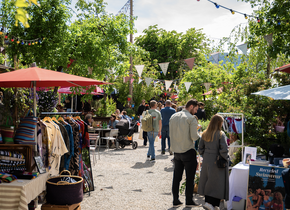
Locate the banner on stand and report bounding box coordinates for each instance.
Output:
[158,62,170,75]
[246,165,286,210]
[184,82,192,92]
[135,65,145,77]
[165,80,173,90]
[184,57,195,70]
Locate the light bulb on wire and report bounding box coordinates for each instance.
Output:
[230,9,235,14]
[244,14,248,19]
[214,3,219,8]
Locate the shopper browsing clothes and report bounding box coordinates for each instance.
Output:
[197,114,229,210]
[169,99,200,208]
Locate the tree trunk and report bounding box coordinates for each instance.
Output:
[266,55,271,78]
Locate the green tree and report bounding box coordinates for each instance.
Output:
[135,25,210,81]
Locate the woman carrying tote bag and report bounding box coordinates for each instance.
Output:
[197,114,229,210]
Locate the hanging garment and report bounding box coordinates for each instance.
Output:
[60,122,74,170]
[227,117,238,134]
[234,118,245,134]
[45,121,68,176]
[67,120,80,176]
[222,117,229,133]
[56,122,69,172]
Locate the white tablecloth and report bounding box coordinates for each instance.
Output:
[0,172,49,210]
[227,162,249,210]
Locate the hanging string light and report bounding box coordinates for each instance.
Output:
[244,14,248,19]
[230,9,235,15]
[214,3,219,8]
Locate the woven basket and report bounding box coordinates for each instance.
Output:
[46,170,83,205]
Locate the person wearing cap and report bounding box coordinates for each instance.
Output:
[160,100,176,155]
[108,114,119,129]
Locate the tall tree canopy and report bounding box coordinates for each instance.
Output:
[134,25,210,81]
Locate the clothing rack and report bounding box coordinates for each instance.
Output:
[217,112,244,161]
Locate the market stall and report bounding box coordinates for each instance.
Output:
[0,67,110,209]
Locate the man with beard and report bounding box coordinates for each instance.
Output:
[169,99,201,208]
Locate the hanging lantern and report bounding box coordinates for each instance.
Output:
[127,97,131,101]
[5,33,8,39]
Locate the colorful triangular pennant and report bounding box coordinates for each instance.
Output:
[135,65,145,77]
[145,77,153,87]
[211,52,219,64]
[184,82,192,92]
[204,83,211,92]
[237,43,248,55]
[264,34,273,46]
[184,58,195,69]
[158,62,170,75]
[165,80,173,90]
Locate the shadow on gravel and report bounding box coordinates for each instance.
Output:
[155,154,169,160]
[131,161,155,169]
[164,166,174,172]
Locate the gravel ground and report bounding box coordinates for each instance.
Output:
[37,132,227,210]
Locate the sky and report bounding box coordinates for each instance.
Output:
[100,0,256,42]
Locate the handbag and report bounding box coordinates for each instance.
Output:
[216,131,228,168]
[0,116,14,144]
[14,109,37,145]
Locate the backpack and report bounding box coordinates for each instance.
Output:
[141,110,154,132]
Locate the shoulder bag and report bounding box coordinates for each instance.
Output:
[216,131,228,168]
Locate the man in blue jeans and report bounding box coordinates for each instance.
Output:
[147,100,162,162]
[160,100,176,155]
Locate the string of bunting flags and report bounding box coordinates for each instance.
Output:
[122,57,214,94]
[0,29,44,46]
[200,0,288,26]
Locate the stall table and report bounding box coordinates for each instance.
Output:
[227,162,249,210]
[0,172,49,210]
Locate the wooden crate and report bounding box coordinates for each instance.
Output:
[0,144,33,172]
[41,203,81,210]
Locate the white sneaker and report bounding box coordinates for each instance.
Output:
[204,202,214,210]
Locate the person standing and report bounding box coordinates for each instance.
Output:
[160,100,176,155]
[195,102,206,120]
[197,114,229,210]
[147,100,162,162]
[169,99,200,207]
[138,99,149,146]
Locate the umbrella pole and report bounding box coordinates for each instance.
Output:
[33,82,37,151]
[71,95,73,112]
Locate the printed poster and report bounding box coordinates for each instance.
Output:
[244,147,257,165]
[246,165,286,210]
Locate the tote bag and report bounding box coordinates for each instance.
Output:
[14,109,37,145]
[0,116,14,144]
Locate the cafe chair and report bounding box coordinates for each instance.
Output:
[101,129,119,150]
[89,133,99,165]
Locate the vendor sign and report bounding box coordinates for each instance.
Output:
[246,165,286,210]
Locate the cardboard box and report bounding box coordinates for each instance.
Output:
[41,203,81,210]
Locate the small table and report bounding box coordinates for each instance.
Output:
[88,127,111,160]
[227,162,249,210]
[0,172,49,210]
